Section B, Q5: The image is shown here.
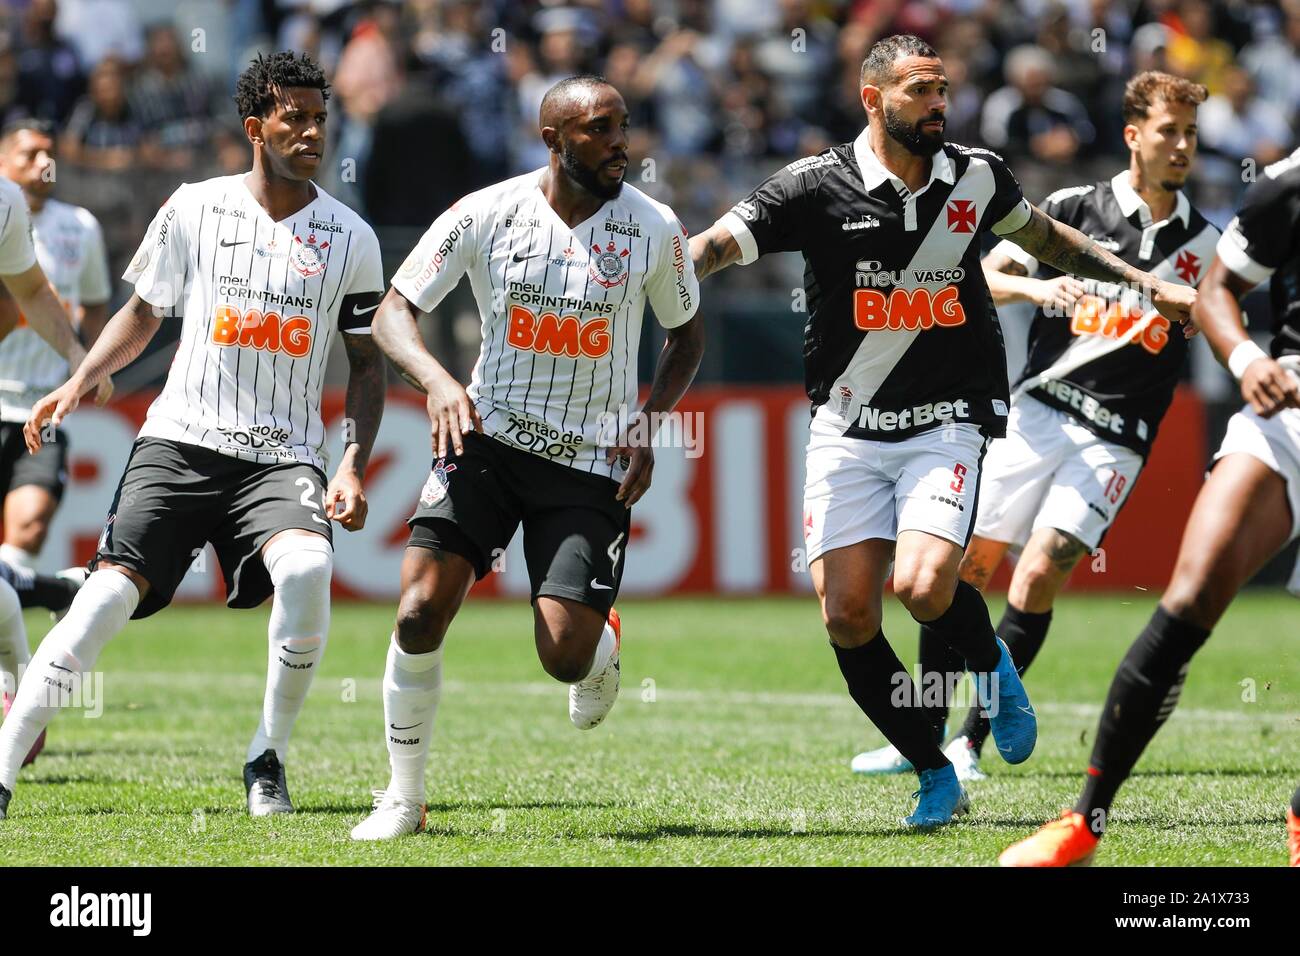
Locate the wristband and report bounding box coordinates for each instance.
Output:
[1228,340,1268,380]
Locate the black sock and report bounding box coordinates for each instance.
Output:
[922,580,1000,672]
[833,632,947,772]
[959,603,1052,755]
[1291,783,1300,818]
[918,623,964,746]
[0,560,78,612]
[1075,606,1210,835]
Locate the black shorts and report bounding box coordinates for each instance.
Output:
[94,438,333,619]
[408,431,630,614]
[0,421,67,500]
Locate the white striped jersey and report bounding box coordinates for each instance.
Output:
[392,169,699,479]
[0,176,36,277]
[124,174,384,471]
[0,198,111,422]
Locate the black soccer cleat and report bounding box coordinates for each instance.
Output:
[0,782,11,820]
[243,749,293,816]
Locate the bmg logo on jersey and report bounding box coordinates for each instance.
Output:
[507,305,611,358]
[853,285,966,332]
[210,304,313,357]
[1070,294,1169,355]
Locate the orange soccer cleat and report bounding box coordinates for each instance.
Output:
[999,811,1101,867]
[1287,808,1300,868]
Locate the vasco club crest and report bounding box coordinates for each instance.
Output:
[291,233,329,277]
[589,240,630,288]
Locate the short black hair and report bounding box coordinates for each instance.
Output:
[0,117,56,148]
[539,73,614,126]
[234,51,331,121]
[860,34,939,87]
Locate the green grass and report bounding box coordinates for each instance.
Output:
[1,592,1297,866]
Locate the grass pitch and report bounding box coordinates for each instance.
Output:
[1,592,1296,866]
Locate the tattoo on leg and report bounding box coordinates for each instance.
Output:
[1044,532,1087,575]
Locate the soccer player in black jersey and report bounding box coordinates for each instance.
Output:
[690,34,1195,828]
[1002,146,1300,866]
[853,72,1219,782]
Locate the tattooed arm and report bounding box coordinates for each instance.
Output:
[1002,204,1196,325]
[372,285,481,459]
[326,331,387,531]
[689,223,744,281]
[23,293,162,452]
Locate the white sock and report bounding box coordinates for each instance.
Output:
[0,580,26,699]
[0,544,35,570]
[383,635,442,804]
[576,622,618,682]
[247,535,332,763]
[0,569,138,789]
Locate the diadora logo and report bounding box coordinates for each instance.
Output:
[853,286,966,331]
[211,305,312,357]
[842,215,880,231]
[946,200,976,233]
[507,305,611,358]
[1174,250,1201,284]
[1070,295,1169,355]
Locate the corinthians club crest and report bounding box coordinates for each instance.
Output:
[290,233,329,277]
[589,240,630,288]
[419,459,458,507]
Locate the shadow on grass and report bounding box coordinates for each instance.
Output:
[303,798,624,815]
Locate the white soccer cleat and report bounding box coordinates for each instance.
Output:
[569,607,621,730]
[52,566,89,622]
[943,735,988,782]
[350,790,427,841]
[850,743,913,775]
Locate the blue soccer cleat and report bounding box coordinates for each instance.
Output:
[980,637,1037,765]
[902,764,970,829]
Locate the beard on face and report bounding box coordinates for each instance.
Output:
[883,105,945,156]
[560,140,624,200]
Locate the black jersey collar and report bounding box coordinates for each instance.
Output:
[853,128,955,198]
[1110,170,1190,228]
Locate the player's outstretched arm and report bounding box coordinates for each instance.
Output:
[981,249,1084,312]
[606,315,705,507]
[23,293,162,453]
[689,222,743,281]
[0,263,113,402]
[326,331,386,531]
[372,286,481,458]
[1003,204,1195,326]
[1196,256,1299,418]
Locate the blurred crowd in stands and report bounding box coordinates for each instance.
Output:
[1,0,1296,378]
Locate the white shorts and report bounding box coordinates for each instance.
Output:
[1214,403,1300,543]
[973,396,1144,550]
[802,420,987,562]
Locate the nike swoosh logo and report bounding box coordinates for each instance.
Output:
[389,722,422,731]
[590,579,613,590]
[50,663,74,674]
[352,303,379,316]
[219,239,249,248]
[512,251,544,263]
[280,646,313,655]
[1018,705,1036,716]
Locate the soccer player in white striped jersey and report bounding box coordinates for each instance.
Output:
[0,119,112,571]
[350,75,704,840]
[0,52,387,822]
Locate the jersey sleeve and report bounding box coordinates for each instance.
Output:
[78,213,112,306]
[717,161,813,264]
[338,227,384,334]
[390,195,481,312]
[645,214,699,330]
[989,185,1089,276]
[1217,164,1300,287]
[983,150,1033,237]
[123,186,191,310]
[0,188,37,276]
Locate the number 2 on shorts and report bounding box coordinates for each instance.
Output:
[295,476,330,526]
